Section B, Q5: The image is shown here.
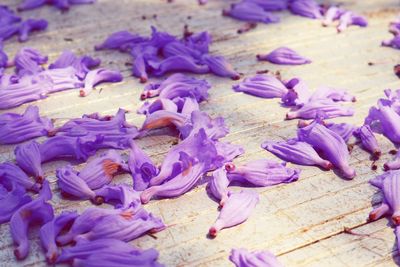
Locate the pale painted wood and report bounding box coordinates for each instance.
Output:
[1,0,400,266]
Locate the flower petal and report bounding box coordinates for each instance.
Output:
[257,47,311,65]
[229,248,283,267]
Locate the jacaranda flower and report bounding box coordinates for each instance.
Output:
[257,47,311,65]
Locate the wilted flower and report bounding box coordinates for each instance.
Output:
[201,54,240,80]
[94,184,141,209]
[39,211,79,264]
[128,140,158,191]
[227,159,300,186]
[179,111,229,140]
[337,11,368,33]
[0,162,41,192]
[262,138,332,169]
[207,167,230,207]
[281,78,311,106]
[286,99,354,120]
[354,125,381,158]
[289,0,322,19]
[15,141,44,180]
[209,190,259,237]
[18,19,48,42]
[0,184,32,224]
[223,2,280,23]
[257,47,311,65]
[57,165,96,200]
[382,35,400,49]
[10,181,53,260]
[309,86,356,102]
[322,6,344,26]
[14,47,48,76]
[230,248,283,267]
[233,74,288,99]
[0,106,53,145]
[325,122,356,143]
[80,68,123,96]
[298,119,355,179]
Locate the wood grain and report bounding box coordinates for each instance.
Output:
[1,0,400,266]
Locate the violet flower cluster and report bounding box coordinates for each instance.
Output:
[18,0,95,12]
[95,27,240,82]
[0,5,47,43]
[0,48,122,109]
[222,0,367,33]
[233,74,355,120]
[382,16,400,49]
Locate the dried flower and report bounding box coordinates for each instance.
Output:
[257,47,311,65]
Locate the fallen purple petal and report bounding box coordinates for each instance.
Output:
[257,47,311,65]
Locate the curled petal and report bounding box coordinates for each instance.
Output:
[158,81,210,103]
[337,11,368,33]
[262,139,332,169]
[209,190,259,237]
[322,6,344,26]
[14,47,47,75]
[0,184,32,224]
[257,47,311,65]
[215,141,245,163]
[325,122,356,143]
[148,56,209,76]
[0,162,41,192]
[281,78,311,107]
[141,110,189,130]
[94,184,141,209]
[18,19,48,42]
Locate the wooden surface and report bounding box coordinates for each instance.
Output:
[1,0,400,266]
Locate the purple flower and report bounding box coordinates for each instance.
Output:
[325,122,356,143]
[233,74,288,99]
[245,0,288,11]
[230,248,283,267]
[140,73,207,100]
[57,165,96,200]
[148,55,209,76]
[262,139,332,170]
[74,208,165,242]
[289,0,322,19]
[95,30,149,52]
[56,109,139,149]
[215,141,245,163]
[40,67,83,93]
[384,151,400,171]
[201,54,240,80]
[140,153,206,203]
[309,86,356,102]
[227,159,300,186]
[39,211,78,264]
[257,47,311,65]
[78,150,125,190]
[0,75,52,109]
[94,184,141,209]
[141,110,189,131]
[14,47,48,76]
[15,141,44,180]
[18,19,48,42]
[137,98,178,115]
[0,162,41,192]
[369,170,400,225]
[128,140,158,191]
[223,2,280,24]
[207,167,230,207]
[80,68,123,96]
[10,180,53,260]
[209,190,259,237]
[0,184,32,224]
[148,129,221,186]
[382,35,400,49]
[40,135,103,162]
[337,11,368,33]
[298,119,356,179]
[354,125,381,158]
[56,208,123,245]
[281,78,311,106]
[365,100,400,144]
[286,99,355,120]
[0,5,21,26]
[179,111,229,140]
[49,50,101,79]
[0,105,53,144]
[18,0,95,11]
[322,6,344,26]
[157,78,210,103]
